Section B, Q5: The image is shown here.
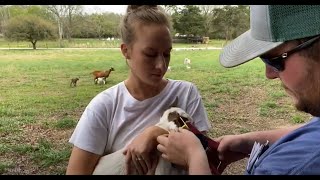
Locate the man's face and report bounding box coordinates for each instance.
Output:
[263,41,320,116]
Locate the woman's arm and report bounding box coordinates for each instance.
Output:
[66,146,101,175]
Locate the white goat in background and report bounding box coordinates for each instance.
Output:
[95,77,106,85]
[184,58,191,69]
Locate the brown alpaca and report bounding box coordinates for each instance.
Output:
[91,67,115,84]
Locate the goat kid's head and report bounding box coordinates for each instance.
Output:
[72,77,79,82]
[157,107,192,132]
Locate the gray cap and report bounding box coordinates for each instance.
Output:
[219,5,320,68]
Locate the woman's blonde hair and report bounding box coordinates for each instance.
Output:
[119,5,172,46]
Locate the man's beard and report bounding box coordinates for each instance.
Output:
[296,97,320,117]
[283,76,320,117]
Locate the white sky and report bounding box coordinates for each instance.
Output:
[83,5,128,14]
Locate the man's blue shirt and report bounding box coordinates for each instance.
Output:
[246,117,320,175]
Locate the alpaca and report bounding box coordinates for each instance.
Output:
[92,107,191,175]
[92,67,114,84]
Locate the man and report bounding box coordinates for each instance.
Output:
[157,5,320,175]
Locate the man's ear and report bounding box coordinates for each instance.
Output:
[120,43,130,59]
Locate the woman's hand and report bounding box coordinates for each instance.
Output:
[123,126,167,175]
[123,131,155,174]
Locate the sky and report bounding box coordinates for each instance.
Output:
[83,5,128,14]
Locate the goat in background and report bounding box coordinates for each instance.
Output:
[91,67,115,84]
[70,78,79,87]
[95,77,107,85]
[184,58,191,69]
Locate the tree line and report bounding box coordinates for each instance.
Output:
[0,5,250,49]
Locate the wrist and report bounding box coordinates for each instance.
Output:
[240,133,261,154]
[188,149,211,175]
[144,126,168,146]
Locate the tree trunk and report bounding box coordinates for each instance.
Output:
[31,41,37,49]
[58,18,63,48]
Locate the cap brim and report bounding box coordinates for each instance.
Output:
[219,30,284,68]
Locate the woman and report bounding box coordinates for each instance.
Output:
[66,5,211,175]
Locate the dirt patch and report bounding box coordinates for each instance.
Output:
[207,86,298,174]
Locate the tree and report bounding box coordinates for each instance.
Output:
[4,15,57,49]
[0,5,10,34]
[64,5,83,41]
[198,5,223,37]
[46,5,68,47]
[210,5,249,41]
[172,5,205,37]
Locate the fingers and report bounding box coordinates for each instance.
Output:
[156,134,168,145]
[143,156,152,170]
[125,150,132,174]
[176,128,188,133]
[146,157,159,175]
[156,143,166,154]
[125,150,150,175]
[161,153,169,161]
[122,148,127,155]
[133,154,148,174]
[213,136,223,142]
[131,154,145,174]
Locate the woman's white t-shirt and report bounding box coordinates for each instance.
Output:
[69,79,211,155]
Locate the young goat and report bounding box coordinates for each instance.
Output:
[70,78,79,87]
[184,58,191,69]
[92,107,190,175]
[95,77,107,85]
[91,67,115,84]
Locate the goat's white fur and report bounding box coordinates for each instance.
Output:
[184,58,191,69]
[184,58,191,65]
[92,107,191,175]
[95,77,106,85]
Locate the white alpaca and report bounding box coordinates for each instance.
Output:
[92,107,192,175]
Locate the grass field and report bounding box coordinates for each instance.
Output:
[0,48,311,175]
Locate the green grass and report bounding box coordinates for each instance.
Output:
[0,48,310,175]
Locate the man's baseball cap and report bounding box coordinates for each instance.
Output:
[219,5,320,68]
